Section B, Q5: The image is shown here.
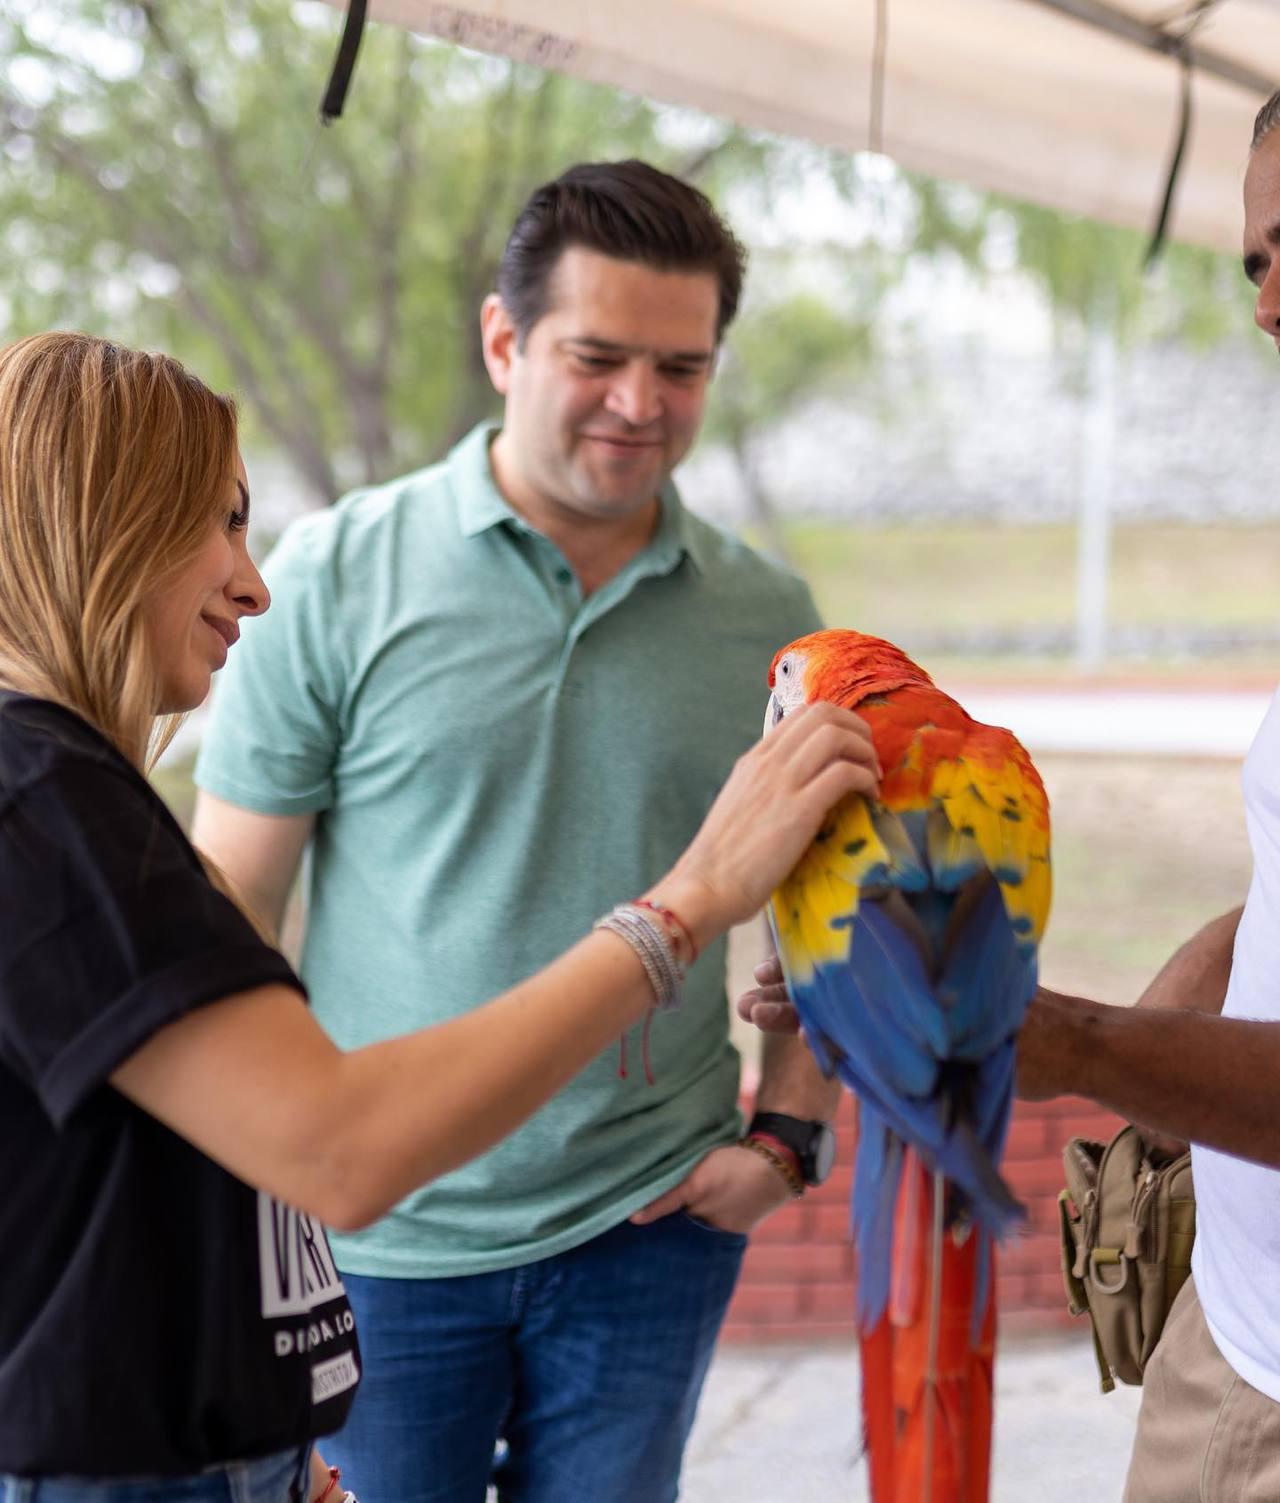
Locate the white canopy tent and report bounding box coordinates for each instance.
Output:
[323,0,1280,254]
[321,1,1280,670]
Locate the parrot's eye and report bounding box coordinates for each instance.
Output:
[780,661,790,677]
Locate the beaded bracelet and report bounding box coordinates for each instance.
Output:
[740,1134,805,1198]
[594,902,686,1010]
[634,898,699,965]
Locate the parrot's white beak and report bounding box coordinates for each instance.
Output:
[763,692,784,736]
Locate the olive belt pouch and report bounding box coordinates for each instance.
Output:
[1059,1125,1196,1393]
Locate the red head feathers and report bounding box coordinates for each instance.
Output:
[768,629,934,716]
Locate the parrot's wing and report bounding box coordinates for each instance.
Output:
[770,723,1051,972]
[932,730,1051,953]
[770,793,949,1084]
[768,796,1010,1212]
[767,725,1051,1251]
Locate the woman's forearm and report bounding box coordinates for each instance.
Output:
[114,927,660,1230]
[116,699,884,1223]
[319,929,658,1226]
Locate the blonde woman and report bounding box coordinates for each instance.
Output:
[0,333,878,1503]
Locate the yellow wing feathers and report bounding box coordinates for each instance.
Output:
[771,733,1050,981]
[933,749,1051,947]
[773,796,886,980]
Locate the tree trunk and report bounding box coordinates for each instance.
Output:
[726,426,792,566]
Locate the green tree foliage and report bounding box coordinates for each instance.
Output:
[0,0,1254,524]
[705,282,874,560]
[0,0,821,501]
[986,198,1254,353]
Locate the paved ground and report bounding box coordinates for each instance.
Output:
[952,685,1270,757]
[684,1333,1142,1500]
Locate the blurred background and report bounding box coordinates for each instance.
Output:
[3,3,1258,1004]
[4,2,1270,1489]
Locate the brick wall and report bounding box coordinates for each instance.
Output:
[720,1093,1125,1342]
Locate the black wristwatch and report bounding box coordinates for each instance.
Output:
[746,1111,837,1188]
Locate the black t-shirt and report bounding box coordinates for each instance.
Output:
[0,694,360,1476]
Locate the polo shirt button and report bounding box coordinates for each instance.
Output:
[556,567,572,584]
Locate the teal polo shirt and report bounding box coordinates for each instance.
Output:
[195,424,822,1277]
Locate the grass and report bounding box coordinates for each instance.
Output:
[774,519,1280,680]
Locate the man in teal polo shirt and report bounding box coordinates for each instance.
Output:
[193,160,839,1503]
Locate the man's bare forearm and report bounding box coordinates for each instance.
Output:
[754,1027,842,1119]
[748,915,841,1118]
[1134,906,1242,1015]
[1023,988,1280,1167]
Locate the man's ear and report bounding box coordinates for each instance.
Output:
[481,294,519,396]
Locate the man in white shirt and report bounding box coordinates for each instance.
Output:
[993,87,1280,1502]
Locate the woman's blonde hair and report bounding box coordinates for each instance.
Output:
[0,332,238,769]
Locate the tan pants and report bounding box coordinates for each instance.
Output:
[1124,1275,1280,1502]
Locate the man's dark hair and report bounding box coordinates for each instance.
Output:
[496,159,747,345]
[1254,89,1280,151]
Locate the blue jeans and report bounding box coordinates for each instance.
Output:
[1,1449,310,1503]
[325,1211,747,1503]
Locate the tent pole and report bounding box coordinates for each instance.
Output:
[1076,313,1117,675]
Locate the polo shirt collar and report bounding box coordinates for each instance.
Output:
[452,424,518,539]
[651,479,705,576]
[450,422,704,574]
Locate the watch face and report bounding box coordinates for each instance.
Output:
[747,1112,839,1186]
[810,1123,837,1185]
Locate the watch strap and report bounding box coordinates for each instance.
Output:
[746,1111,832,1185]
[747,1111,818,1152]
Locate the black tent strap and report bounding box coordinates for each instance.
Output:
[320,0,369,124]
[1144,40,1194,267]
[1024,0,1256,267]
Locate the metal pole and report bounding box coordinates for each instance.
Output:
[1022,0,1275,99]
[1076,316,1117,674]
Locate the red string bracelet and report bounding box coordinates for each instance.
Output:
[315,1468,342,1503]
[635,899,698,965]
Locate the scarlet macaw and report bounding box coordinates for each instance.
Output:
[765,629,1051,1503]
